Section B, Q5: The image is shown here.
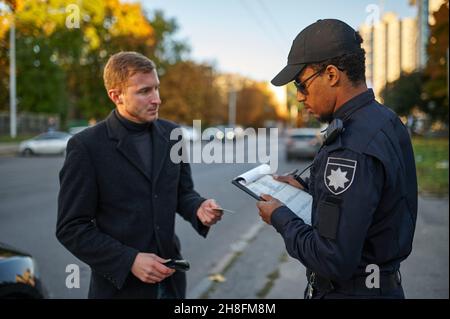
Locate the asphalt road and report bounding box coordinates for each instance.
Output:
[0,136,306,298]
[0,136,448,299]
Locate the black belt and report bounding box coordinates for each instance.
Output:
[306,269,402,296]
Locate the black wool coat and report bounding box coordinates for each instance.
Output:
[56,111,208,298]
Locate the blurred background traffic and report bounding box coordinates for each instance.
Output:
[0,0,448,299]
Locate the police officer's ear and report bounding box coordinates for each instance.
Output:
[325,65,340,87]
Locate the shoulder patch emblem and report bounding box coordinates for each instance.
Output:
[324,157,357,195]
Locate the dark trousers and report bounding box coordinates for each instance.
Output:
[305,285,405,299]
[304,270,405,299]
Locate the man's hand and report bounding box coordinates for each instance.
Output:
[256,194,283,225]
[273,174,304,189]
[131,253,175,284]
[196,199,223,227]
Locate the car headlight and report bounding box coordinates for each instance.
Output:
[234,127,244,136]
[226,131,235,140]
[215,131,224,140]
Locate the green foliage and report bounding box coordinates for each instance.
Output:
[159,61,225,126]
[150,10,190,72]
[381,71,425,116]
[0,0,189,126]
[424,1,449,123]
[413,137,449,196]
[236,84,278,128]
[381,2,448,123]
[16,35,67,115]
[0,0,279,129]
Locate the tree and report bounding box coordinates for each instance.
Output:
[381,71,426,117]
[0,0,189,127]
[424,0,449,122]
[236,83,278,128]
[149,10,190,74]
[159,61,226,126]
[1,0,74,118]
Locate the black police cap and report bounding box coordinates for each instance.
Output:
[271,19,361,86]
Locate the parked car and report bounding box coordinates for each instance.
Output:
[203,125,242,142]
[19,131,72,156]
[180,126,200,142]
[0,242,47,299]
[285,128,322,161]
[68,126,89,135]
[202,126,221,142]
[233,125,245,139]
[217,125,236,141]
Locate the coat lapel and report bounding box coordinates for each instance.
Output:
[151,120,170,187]
[106,111,152,183]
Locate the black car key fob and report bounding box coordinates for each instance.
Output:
[164,259,190,272]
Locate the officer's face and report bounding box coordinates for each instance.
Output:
[113,70,162,124]
[295,66,336,123]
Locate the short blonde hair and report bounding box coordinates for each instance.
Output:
[103,51,156,91]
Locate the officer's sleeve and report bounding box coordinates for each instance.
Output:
[271,149,384,281]
[56,137,139,290]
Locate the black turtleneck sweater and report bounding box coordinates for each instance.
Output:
[114,109,153,175]
[114,110,160,256]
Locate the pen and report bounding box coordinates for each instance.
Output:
[292,172,309,189]
[284,168,298,177]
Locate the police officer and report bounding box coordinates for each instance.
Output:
[256,19,418,299]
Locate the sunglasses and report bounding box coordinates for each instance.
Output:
[293,67,326,95]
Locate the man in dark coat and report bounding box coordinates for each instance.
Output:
[56,51,223,299]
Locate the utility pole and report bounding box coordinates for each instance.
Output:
[9,12,17,138]
[228,90,236,127]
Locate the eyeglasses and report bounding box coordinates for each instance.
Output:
[293,67,325,95]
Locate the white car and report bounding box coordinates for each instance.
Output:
[285,128,323,160]
[68,126,89,135]
[19,131,72,156]
[204,125,237,142]
[180,126,200,141]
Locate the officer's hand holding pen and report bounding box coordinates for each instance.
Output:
[258,169,306,225]
[257,194,283,225]
[272,168,304,190]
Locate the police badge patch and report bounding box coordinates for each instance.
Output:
[324,157,357,195]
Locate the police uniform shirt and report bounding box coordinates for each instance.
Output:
[271,89,418,282]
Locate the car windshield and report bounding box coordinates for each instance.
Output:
[35,132,71,140]
[291,134,317,140]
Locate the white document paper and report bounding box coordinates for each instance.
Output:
[237,164,312,225]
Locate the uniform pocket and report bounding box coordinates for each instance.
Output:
[317,200,340,240]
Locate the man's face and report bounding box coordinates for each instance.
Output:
[117,70,161,123]
[295,66,335,123]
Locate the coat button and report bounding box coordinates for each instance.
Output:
[154,194,158,199]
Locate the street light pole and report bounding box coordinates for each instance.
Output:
[9,14,16,138]
[228,90,236,127]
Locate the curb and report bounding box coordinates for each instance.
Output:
[187,221,265,299]
[0,144,19,157]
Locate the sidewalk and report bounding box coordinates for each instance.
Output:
[194,223,307,299]
[0,143,19,157]
[189,196,449,299]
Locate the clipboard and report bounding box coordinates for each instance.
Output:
[231,164,312,225]
[231,178,264,201]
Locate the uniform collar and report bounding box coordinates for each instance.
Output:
[332,89,375,121]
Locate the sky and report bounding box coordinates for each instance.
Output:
[143,0,417,83]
